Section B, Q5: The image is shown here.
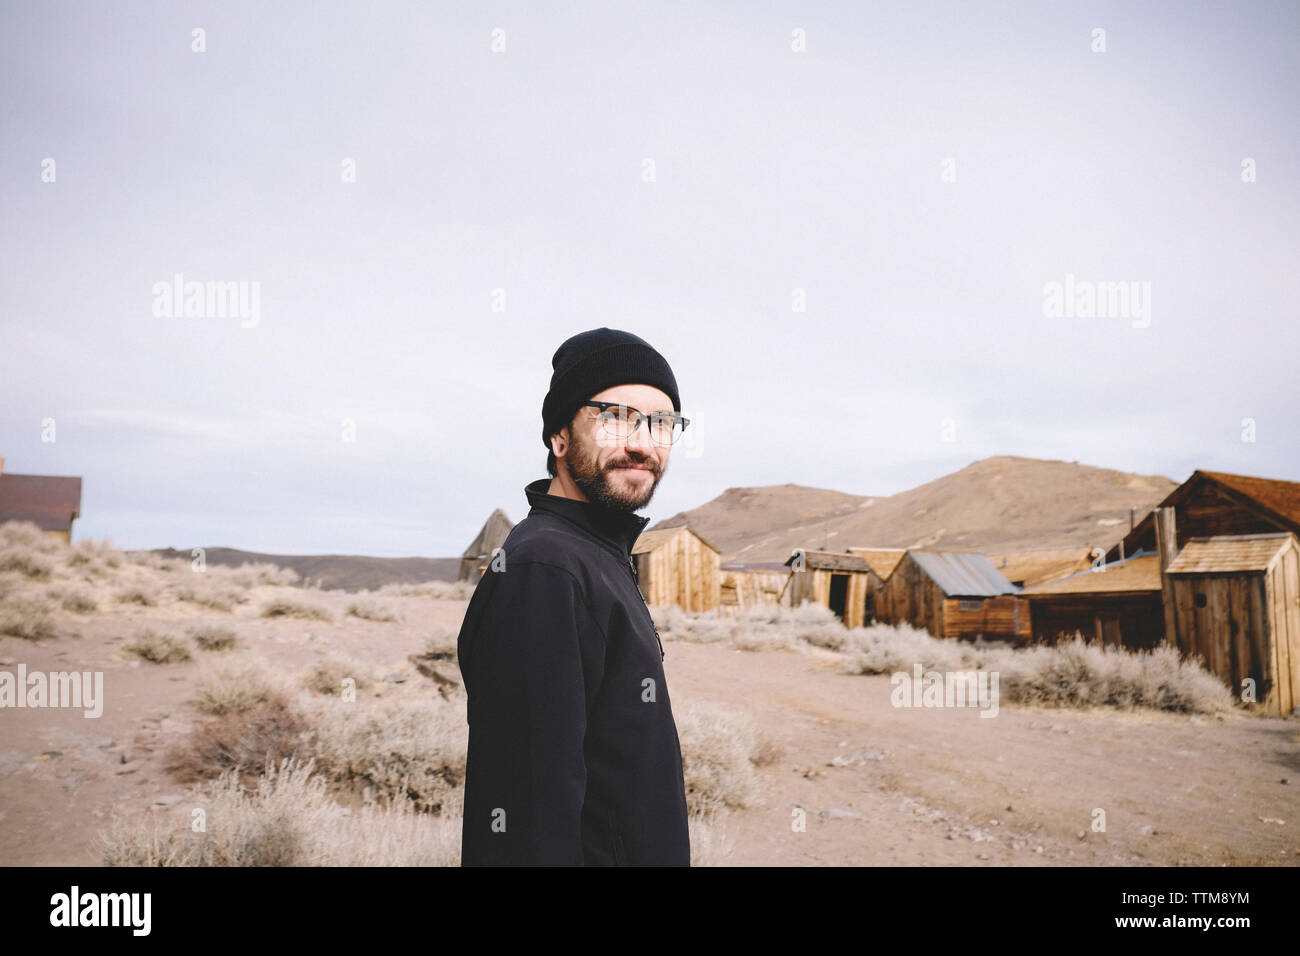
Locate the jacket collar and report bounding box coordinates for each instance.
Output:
[524,477,651,559]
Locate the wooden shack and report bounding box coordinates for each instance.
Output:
[719,561,790,615]
[1018,552,1164,649]
[1165,532,1300,715]
[783,549,881,628]
[1106,469,1300,564]
[875,550,1028,640]
[0,457,83,543]
[632,526,721,612]
[458,508,515,581]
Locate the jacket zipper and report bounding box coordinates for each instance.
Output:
[627,553,665,662]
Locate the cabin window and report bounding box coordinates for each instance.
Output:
[1194,592,1207,608]
[958,599,981,612]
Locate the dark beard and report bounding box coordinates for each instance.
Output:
[567,429,664,512]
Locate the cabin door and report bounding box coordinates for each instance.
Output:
[829,573,849,622]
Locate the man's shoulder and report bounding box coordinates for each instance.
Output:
[499,511,603,569]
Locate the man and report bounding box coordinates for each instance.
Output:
[456,327,692,866]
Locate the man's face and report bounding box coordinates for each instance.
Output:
[562,384,674,512]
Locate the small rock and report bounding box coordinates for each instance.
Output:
[1077,830,1087,840]
[152,794,183,807]
[819,807,864,821]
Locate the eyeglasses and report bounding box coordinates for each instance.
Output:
[579,401,690,447]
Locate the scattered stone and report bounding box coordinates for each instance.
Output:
[829,747,885,766]
[819,807,864,822]
[152,794,183,807]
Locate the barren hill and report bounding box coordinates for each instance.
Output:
[652,455,1177,562]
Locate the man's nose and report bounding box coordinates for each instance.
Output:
[625,419,655,456]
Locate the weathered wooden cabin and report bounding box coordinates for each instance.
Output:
[1018,552,1164,649]
[783,549,881,628]
[632,525,721,611]
[719,561,790,614]
[876,550,1028,640]
[1165,532,1300,715]
[1106,469,1300,564]
[0,457,83,543]
[458,508,515,581]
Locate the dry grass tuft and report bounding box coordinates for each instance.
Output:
[115,585,159,607]
[261,598,332,622]
[101,758,462,866]
[376,580,475,600]
[346,600,398,623]
[840,625,1234,714]
[193,657,288,716]
[50,586,98,613]
[301,655,377,696]
[122,629,193,664]
[0,595,57,640]
[297,693,468,813]
[231,562,301,588]
[676,701,769,815]
[166,696,307,783]
[190,625,239,652]
[175,584,239,613]
[688,808,737,866]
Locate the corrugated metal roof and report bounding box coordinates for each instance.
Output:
[1166,533,1297,574]
[1022,552,1162,595]
[909,550,1020,596]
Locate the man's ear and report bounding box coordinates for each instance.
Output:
[549,424,570,458]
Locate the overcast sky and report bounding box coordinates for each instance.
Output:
[2,1,1297,556]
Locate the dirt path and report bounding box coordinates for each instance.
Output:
[664,640,1300,866]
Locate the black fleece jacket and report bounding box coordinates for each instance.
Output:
[456,477,691,866]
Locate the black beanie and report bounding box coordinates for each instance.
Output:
[542,328,680,449]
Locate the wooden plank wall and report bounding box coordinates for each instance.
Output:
[875,554,946,638]
[1267,544,1299,714]
[785,568,877,628]
[941,595,1031,640]
[640,530,720,612]
[1172,574,1264,710]
[720,569,789,612]
[1023,593,1165,649]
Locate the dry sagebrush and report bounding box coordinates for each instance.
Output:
[101,758,462,866]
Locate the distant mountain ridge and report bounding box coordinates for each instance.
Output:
[651,455,1178,563]
[146,547,460,592]
[147,456,1179,589]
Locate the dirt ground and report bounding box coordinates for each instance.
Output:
[1,591,1297,866]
